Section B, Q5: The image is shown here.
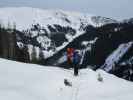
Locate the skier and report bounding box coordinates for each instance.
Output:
[73,50,81,76]
[67,48,81,76]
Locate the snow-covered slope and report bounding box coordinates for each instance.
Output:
[102,42,133,72]
[0,58,133,100]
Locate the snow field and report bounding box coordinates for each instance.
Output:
[0,58,133,100]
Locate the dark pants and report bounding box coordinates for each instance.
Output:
[67,59,79,76]
[74,63,79,76]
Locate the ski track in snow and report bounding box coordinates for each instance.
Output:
[71,77,79,100]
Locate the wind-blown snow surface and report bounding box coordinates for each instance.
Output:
[0,58,133,100]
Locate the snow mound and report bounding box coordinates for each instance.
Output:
[0,58,133,100]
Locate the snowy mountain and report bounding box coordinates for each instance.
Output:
[0,7,117,31]
[0,7,118,59]
[0,58,133,100]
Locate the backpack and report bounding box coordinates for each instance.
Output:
[73,51,81,64]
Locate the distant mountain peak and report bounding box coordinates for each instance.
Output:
[0,7,117,31]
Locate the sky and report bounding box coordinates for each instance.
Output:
[0,0,133,20]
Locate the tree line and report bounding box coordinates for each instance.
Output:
[0,25,30,63]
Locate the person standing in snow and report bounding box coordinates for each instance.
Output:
[73,50,81,76]
[67,48,81,76]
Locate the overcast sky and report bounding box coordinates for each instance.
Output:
[0,0,133,20]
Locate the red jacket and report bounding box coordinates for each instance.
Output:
[67,48,74,63]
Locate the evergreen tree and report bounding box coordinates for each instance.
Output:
[39,50,45,64]
[1,29,9,58]
[13,22,16,31]
[16,45,30,63]
[31,46,37,63]
[8,31,17,60]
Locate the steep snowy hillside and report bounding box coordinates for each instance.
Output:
[0,58,133,100]
[102,42,133,72]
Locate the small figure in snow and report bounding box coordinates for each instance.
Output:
[73,50,81,76]
[67,48,81,76]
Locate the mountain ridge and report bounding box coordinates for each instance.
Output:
[0,7,133,81]
[0,7,118,59]
[0,7,118,31]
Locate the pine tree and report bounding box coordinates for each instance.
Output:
[39,50,45,64]
[8,31,17,60]
[7,21,11,30]
[1,29,9,58]
[13,22,16,31]
[16,45,30,63]
[31,46,37,63]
